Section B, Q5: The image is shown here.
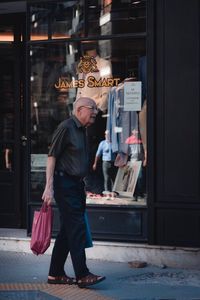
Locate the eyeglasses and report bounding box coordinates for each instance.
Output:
[80,105,98,112]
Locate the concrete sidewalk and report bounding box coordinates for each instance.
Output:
[1,228,200,270]
[0,251,200,300]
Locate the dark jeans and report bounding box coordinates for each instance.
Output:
[48,172,89,280]
[102,161,117,192]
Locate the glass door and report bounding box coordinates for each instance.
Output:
[0,18,25,227]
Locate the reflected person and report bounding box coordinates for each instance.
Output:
[92,130,117,194]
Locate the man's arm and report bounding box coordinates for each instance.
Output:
[93,141,103,170]
[92,155,100,171]
[42,156,56,205]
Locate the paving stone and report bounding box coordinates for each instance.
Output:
[0,290,60,300]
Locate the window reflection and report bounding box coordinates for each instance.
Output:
[31,153,47,202]
[76,41,112,112]
[30,4,49,40]
[30,1,85,41]
[30,44,77,153]
[29,0,147,207]
[0,113,14,140]
[52,1,84,39]
[0,58,14,141]
[30,0,146,41]
[30,36,146,205]
[88,0,146,36]
[31,171,46,202]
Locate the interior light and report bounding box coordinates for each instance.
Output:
[31,14,35,22]
[0,33,14,42]
[51,34,71,39]
[69,44,73,55]
[30,34,48,41]
[33,22,38,28]
[75,9,79,18]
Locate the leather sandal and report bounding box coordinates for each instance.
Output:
[47,275,76,285]
[77,273,106,288]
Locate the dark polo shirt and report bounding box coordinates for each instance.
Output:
[48,115,88,178]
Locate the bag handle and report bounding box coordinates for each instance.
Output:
[41,202,51,212]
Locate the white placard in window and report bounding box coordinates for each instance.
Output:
[31,154,47,171]
[124,81,142,111]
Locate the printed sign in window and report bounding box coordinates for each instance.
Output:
[124,81,142,111]
[31,154,47,172]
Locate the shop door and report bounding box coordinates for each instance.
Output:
[0,16,25,228]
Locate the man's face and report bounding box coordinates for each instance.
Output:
[105,131,110,141]
[132,129,138,136]
[77,103,98,127]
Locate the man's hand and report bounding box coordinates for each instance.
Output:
[42,186,54,206]
[42,156,56,206]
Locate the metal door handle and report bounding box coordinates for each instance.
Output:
[21,136,27,141]
[21,135,27,146]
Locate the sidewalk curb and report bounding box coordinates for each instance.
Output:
[0,235,200,270]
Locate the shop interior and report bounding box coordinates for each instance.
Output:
[29,0,147,207]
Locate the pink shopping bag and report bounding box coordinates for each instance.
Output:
[30,203,53,255]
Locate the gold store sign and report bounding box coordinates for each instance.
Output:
[55,55,120,90]
[55,76,120,89]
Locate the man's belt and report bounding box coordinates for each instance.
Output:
[54,170,84,182]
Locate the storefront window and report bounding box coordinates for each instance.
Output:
[29,0,146,40]
[88,0,146,36]
[0,57,14,172]
[51,1,84,39]
[30,3,49,40]
[30,1,85,40]
[30,35,146,206]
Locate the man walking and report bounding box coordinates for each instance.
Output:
[42,97,105,288]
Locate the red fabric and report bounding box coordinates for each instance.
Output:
[125,135,142,145]
[30,203,53,255]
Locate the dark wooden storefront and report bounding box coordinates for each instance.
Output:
[147,0,200,246]
[0,0,199,247]
[0,12,27,228]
